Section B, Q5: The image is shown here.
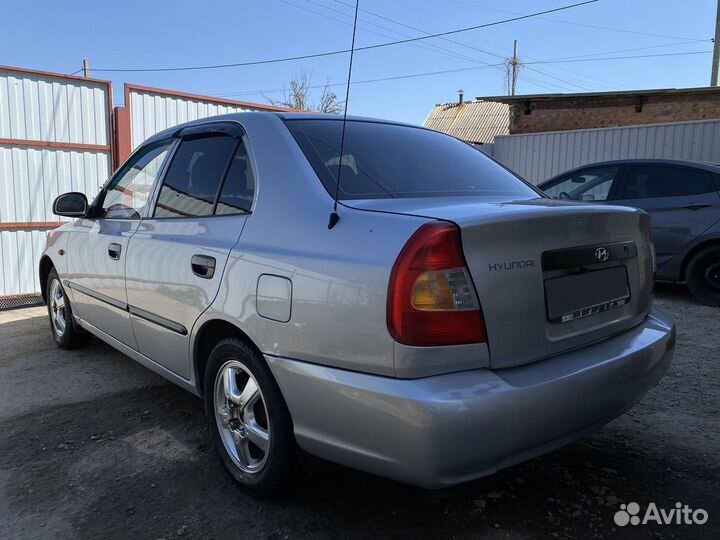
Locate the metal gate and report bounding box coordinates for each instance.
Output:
[0,65,113,305]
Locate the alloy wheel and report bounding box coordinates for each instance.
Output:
[213,360,270,474]
[49,279,67,337]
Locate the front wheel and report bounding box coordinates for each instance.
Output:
[686,245,720,306]
[204,338,297,498]
[46,269,90,349]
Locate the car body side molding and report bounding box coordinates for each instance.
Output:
[65,280,188,335]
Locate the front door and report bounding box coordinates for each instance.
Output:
[124,124,254,378]
[613,163,720,269]
[541,165,623,203]
[66,140,174,347]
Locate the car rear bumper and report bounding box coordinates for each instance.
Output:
[266,307,675,488]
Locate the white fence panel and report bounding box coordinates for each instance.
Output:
[0,70,109,145]
[128,85,282,150]
[493,119,720,183]
[0,66,112,301]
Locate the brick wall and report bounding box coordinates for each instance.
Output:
[508,92,720,134]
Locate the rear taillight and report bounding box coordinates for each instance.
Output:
[387,222,487,346]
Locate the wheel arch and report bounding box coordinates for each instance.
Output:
[39,255,56,302]
[680,237,720,281]
[192,318,265,398]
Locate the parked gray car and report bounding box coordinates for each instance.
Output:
[539,159,720,306]
[41,113,675,496]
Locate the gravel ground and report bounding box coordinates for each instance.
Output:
[0,285,718,539]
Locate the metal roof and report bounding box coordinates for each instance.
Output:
[423,100,510,144]
[478,86,720,103]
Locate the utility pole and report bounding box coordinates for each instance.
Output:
[712,0,720,86]
[511,40,519,96]
[82,58,90,78]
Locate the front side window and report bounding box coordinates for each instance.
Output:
[542,166,620,202]
[101,141,172,219]
[617,165,717,200]
[285,119,538,200]
[154,135,238,218]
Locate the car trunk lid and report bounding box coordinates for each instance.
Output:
[349,197,654,369]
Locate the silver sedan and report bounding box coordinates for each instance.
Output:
[41,112,675,496]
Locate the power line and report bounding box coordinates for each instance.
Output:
[331,0,506,60]
[526,50,713,65]
[442,0,705,41]
[387,0,629,90]
[300,0,602,54]
[549,39,712,61]
[330,0,611,93]
[513,41,711,93]
[523,65,593,92]
[91,0,598,73]
[280,0,491,66]
[209,48,712,99]
[216,63,505,98]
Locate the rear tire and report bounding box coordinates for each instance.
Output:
[46,269,91,349]
[204,338,297,498]
[686,245,720,306]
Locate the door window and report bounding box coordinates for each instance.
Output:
[101,141,172,219]
[215,143,255,215]
[542,166,620,202]
[617,165,717,200]
[154,135,238,218]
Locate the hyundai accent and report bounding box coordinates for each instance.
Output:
[41,112,675,496]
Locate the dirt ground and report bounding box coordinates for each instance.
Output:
[0,285,718,540]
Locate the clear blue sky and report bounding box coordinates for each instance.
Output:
[1,0,717,124]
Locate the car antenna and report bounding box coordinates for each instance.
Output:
[328,0,360,230]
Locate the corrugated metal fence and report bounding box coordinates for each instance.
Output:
[0,70,288,303]
[0,66,113,300]
[124,84,287,152]
[493,119,720,183]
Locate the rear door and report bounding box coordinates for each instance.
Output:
[613,164,720,268]
[124,123,254,378]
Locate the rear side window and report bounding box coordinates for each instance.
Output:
[215,143,255,215]
[154,135,238,218]
[618,165,717,199]
[285,120,538,200]
[542,166,620,202]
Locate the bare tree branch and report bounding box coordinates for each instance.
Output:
[266,69,344,113]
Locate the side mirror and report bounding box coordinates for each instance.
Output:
[53,192,88,217]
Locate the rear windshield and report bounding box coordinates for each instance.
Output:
[285,119,539,200]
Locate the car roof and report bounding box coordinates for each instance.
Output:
[540,158,720,184]
[143,110,419,145]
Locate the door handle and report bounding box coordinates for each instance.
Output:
[108,243,122,260]
[681,204,711,211]
[191,254,216,279]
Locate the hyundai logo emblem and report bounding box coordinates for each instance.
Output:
[595,247,609,262]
